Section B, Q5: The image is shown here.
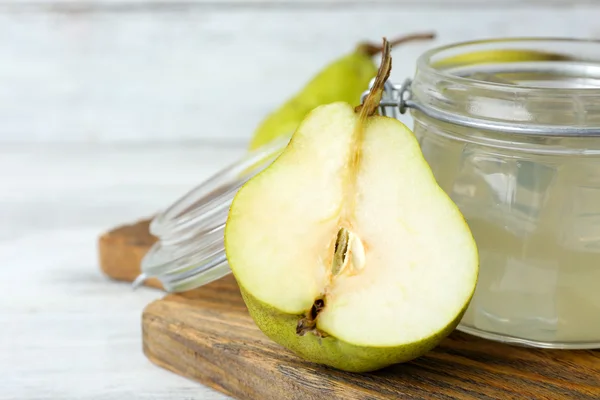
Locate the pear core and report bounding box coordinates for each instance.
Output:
[226,102,478,350]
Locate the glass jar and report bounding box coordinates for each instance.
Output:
[137,37,600,350]
[410,38,600,349]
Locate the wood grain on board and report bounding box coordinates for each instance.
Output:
[98,217,163,289]
[98,218,600,399]
[142,275,600,400]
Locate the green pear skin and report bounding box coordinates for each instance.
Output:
[239,286,470,373]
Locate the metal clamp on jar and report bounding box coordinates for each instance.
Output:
[136,38,600,350]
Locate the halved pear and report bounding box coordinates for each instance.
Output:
[224,40,478,373]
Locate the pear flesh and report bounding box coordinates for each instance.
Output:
[225,100,478,372]
[226,39,478,371]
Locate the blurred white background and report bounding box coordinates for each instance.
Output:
[0,0,599,146]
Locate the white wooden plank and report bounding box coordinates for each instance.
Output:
[0,6,598,144]
[0,144,243,400]
[0,143,245,238]
[0,0,593,6]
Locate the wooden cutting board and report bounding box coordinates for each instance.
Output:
[100,220,600,400]
[98,218,163,289]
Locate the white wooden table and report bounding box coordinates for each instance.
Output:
[2,0,600,398]
[0,0,598,145]
[0,144,243,399]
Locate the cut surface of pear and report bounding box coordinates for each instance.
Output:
[226,39,477,373]
[225,102,478,371]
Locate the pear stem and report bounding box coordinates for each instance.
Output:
[359,32,436,56]
[356,37,392,117]
[341,38,392,235]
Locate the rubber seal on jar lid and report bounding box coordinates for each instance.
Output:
[133,136,289,292]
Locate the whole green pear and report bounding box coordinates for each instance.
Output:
[248,33,435,150]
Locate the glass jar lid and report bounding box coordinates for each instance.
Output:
[133,137,289,292]
[134,37,600,292]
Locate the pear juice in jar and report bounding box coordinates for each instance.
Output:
[411,59,600,348]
